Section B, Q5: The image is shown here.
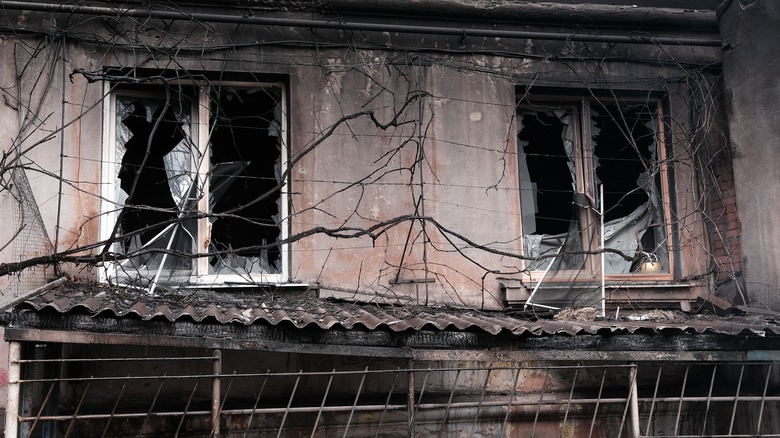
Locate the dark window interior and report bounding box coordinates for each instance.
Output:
[209,87,282,273]
[591,104,655,222]
[118,102,183,249]
[518,111,574,235]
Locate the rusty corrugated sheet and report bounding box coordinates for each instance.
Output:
[13,279,780,337]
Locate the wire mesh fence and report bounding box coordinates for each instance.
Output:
[9,343,780,437]
[2,167,54,307]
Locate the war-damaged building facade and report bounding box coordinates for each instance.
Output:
[0,0,779,436]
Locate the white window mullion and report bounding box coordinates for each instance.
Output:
[197,85,211,278]
[99,84,118,281]
[280,85,290,281]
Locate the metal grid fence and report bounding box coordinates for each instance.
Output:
[7,343,780,437]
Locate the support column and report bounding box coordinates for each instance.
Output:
[5,342,21,438]
[212,348,222,438]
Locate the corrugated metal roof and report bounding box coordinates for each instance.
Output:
[11,279,780,337]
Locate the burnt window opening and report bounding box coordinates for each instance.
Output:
[518,111,575,236]
[118,102,182,247]
[592,104,656,222]
[106,82,288,285]
[114,95,195,276]
[208,87,283,275]
[517,108,585,271]
[591,103,668,272]
[516,98,670,276]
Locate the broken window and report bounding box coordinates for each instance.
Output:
[208,87,284,275]
[517,97,671,278]
[103,82,288,286]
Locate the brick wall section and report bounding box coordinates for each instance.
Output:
[708,156,743,286]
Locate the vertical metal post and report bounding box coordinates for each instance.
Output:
[245,373,269,437]
[374,369,400,438]
[600,184,606,318]
[212,349,222,438]
[416,63,430,306]
[437,369,461,438]
[587,369,607,438]
[277,370,303,438]
[561,366,580,436]
[673,365,689,436]
[757,364,773,435]
[701,364,718,434]
[5,342,21,438]
[628,365,640,438]
[728,364,745,435]
[644,366,663,437]
[175,380,199,438]
[343,366,369,438]
[468,366,493,438]
[502,366,523,437]
[407,361,415,438]
[311,369,335,437]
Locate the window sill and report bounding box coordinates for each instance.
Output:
[184,280,310,289]
[100,271,308,292]
[500,278,703,309]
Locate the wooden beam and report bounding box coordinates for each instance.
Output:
[3,328,412,358]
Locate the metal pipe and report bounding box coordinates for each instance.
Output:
[5,342,21,438]
[311,369,335,438]
[701,364,718,433]
[17,355,216,364]
[18,406,407,423]
[524,242,563,312]
[53,38,66,253]
[211,349,222,438]
[6,363,638,385]
[757,364,773,435]
[628,366,640,438]
[587,370,607,438]
[728,364,745,435]
[530,369,546,437]
[326,0,718,31]
[673,365,689,436]
[437,368,460,437]
[600,184,606,318]
[27,383,55,438]
[174,380,199,438]
[407,365,415,438]
[502,367,523,437]
[645,365,663,437]
[276,370,302,438]
[244,373,269,438]
[21,390,780,424]
[343,366,369,438]
[374,369,399,438]
[562,366,580,435]
[0,1,721,46]
[468,367,493,438]
[63,381,91,438]
[140,379,166,437]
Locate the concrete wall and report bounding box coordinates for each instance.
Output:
[0,5,723,311]
[0,0,765,432]
[719,0,780,310]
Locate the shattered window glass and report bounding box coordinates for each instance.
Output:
[591,102,668,274]
[517,108,585,271]
[114,95,196,280]
[108,83,286,285]
[517,98,670,276]
[208,87,284,275]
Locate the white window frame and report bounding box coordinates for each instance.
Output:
[100,80,290,287]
